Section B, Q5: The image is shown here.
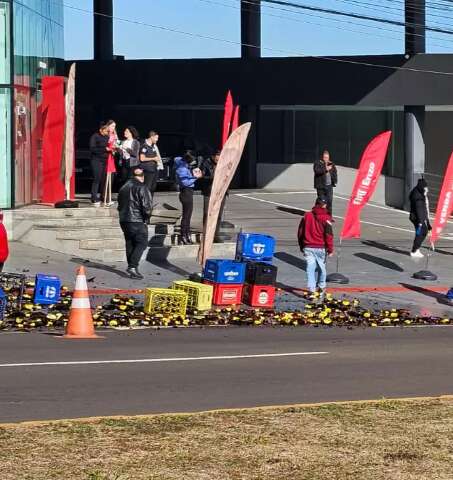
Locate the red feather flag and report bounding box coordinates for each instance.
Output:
[340,131,392,240]
[232,105,240,131]
[431,151,453,244]
[221,90,234,147]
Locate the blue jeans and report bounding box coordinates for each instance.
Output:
[305,248,327,292]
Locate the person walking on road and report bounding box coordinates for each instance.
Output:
[298,196,334,297]
[117,168,153,279]
[89,122,110,207]
[409,178,432,258]
[175,152,203,245]
[314,150,337,215]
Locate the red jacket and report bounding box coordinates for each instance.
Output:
[0,223,8,263]
[298,206,334,254]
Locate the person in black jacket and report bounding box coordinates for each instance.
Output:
[313,150,337,215]
[199,150,225,242]
[89,122,110,206]
[409,178,432,258]
[117,168,153,279]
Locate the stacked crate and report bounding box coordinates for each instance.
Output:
[235,233,277,308]
[172,280,213,311]
[202,260,246,306]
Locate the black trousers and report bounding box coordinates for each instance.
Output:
[91,160,106,203]
[203,195,225,239]
[120,222,149,268]
[140,163,158,198]
[412,223,428,252]
[316,186,333,214]
[179,188,194,237]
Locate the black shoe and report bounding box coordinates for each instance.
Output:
[184,235,193,245]
[128,267,144,280]
[179,236,189,245]
[214,236,224,243]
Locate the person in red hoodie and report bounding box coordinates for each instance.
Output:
[298,197,334,296]
[0,211,9,272]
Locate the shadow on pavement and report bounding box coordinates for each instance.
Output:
[70,258,130,278]
[276,282,307,300]
[354,252,404,272]
[399,283,451,305]
[275,251,307,272]
[276,206,305,216]
[145,254,192,277]
[361,240,409,257]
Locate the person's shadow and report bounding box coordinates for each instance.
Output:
[70,257,130,278]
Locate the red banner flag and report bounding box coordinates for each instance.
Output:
[431,152,453,244]
[340,130,392,240]
[221,90,234,147]
[232,105,239,131]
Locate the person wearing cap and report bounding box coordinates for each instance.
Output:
[199,150,225,242]
[409,178,432,258]
[297,196,334,297]
[117,168,153,279]
[314,150,337,215]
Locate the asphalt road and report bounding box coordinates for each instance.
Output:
[1,327,452,422]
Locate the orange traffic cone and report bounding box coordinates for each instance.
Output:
[62,266,102,339]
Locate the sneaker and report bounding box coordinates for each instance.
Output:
[318,288,327,301]
[128,267,144,280]
[92,202,101,208]
[410,250,424,258]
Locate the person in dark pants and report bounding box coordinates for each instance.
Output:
[175,152,203,245]
[117,168,153,279]
[409,178,432,258]
[89,122,110,206]
[119,126,141,187]
[314,150,337,215]
[199,150,225,242]
[139,130,160,200]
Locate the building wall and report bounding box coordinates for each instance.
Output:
[0,0,64,209]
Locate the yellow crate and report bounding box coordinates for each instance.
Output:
[172,280,213,311]
[144,288,188,318]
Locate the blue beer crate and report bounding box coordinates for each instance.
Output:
[203,260,245,284]
[0,287,7,321]
[235,233,276,262]
[33,274,61,305]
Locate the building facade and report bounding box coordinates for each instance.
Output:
[0,0,64,209]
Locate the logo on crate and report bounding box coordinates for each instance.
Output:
[223,290,238,301]
[258,291,269,305]
[224,270,239,280]
[45,286,58,299]
[252,243,266,255]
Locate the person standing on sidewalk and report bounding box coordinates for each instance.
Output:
[89,122,109,207]
[117,168,153,279]
[314,150,337,215]
[139,131,161,200]
[409,178,432,258]
[175,152,203,245]
[199,150,225,242]
[297,197,334,297]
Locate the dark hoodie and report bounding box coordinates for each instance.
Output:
[298,205,334,254]
[409,179,431,227]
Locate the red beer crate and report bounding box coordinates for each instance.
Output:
[243,284,276,308]
[203,281,243,306]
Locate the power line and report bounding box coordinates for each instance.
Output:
[206,0,453,48]
[62,2,453,76]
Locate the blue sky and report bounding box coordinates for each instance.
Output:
[64,0,453,60]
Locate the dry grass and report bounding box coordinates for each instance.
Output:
[1,398,453,480]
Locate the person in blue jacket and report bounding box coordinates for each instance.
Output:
[175,151,202,245]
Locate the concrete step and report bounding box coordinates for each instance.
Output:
[36,217,120,228]
[103,242,237,262]
[55,224,181,240]
[13,206,119,219]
